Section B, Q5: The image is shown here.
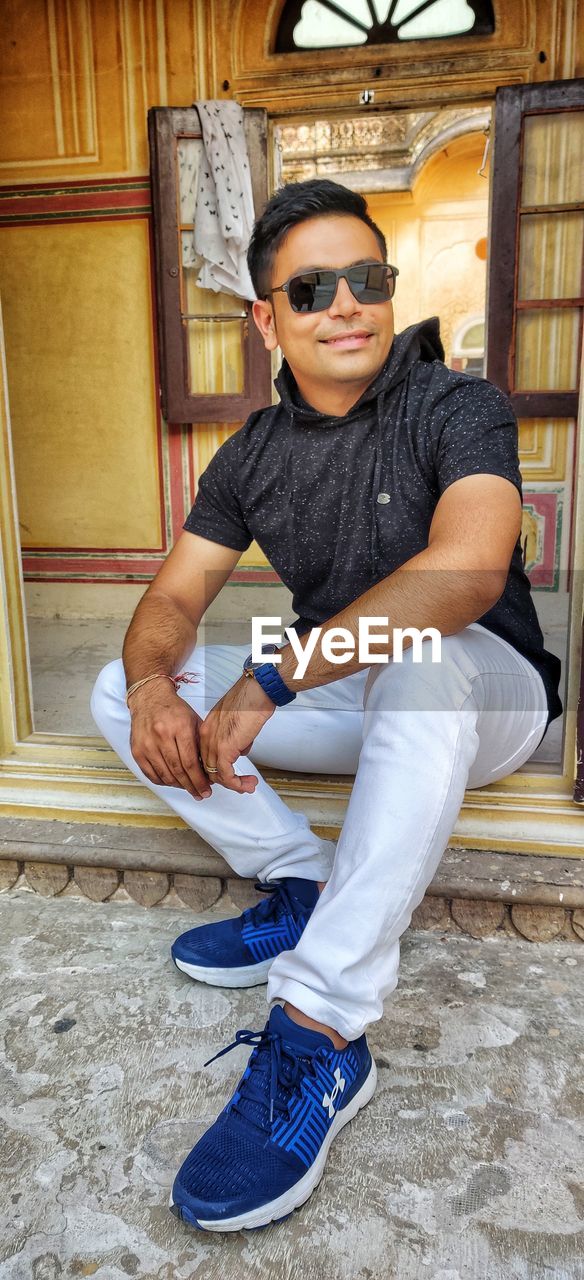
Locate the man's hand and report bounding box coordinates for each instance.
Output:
[129,684,213,800]
[198,675,276,794]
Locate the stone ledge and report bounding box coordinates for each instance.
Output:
[1,816,583,910]
[0,859,582,943]
[1,809,584,945]
[0,817,229,878]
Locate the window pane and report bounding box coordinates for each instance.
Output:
[517,417,574,480]
[397,0,475,39]
[183,263,245,395]
[515,308,580,391]
[181,229,196,269]
[518,212,584,300]
[293,0,368,47]
[522,111,584,207]
[177,137,203,225]
[182,255,246,318]
[286,0,492,47]
[460,321,484,350]
[185,318,245,395]
[323,0,370,21]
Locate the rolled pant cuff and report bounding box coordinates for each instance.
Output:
[262,853,334,884]
[267,977,369,1043]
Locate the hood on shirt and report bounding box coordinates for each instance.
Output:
[274,316,445,429]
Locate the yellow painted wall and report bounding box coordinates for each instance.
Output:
[368,134,489,364]
[0,0,200,180]
[0,220,161,548]
[0,0,205,562]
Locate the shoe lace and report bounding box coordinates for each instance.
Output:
[242,880,301,930]
[204,1027,321,1134]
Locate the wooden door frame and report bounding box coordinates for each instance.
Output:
[485,79,584,802]
[0,82,582,841]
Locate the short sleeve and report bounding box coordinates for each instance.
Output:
[433,379,523,500]
[183,433,252,552]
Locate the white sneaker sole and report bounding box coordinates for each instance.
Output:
[173,955,273,987]
[170,1057,377,1232]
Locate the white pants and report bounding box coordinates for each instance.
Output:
[91,623,548,1040]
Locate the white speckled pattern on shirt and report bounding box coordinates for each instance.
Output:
[184,318,562,731]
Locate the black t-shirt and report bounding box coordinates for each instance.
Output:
[184,317,562,734]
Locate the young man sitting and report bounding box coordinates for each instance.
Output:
[92,179,561,1233]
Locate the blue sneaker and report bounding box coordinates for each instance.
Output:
[169,1004,377,1232]
[171,878,320,988]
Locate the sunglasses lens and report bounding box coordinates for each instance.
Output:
[349,264,392,302]
[288,271,337,313]
[286,265,396,312]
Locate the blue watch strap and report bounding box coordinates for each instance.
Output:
[253,662,296,706]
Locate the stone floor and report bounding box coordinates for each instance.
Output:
[1,889,582,1280]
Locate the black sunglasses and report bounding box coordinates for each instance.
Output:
[266,262,399,313]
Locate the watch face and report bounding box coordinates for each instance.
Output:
[243,643,279,673]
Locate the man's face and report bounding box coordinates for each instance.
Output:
[252,215,395,416]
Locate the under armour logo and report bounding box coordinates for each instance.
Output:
[322,1067,346,1119]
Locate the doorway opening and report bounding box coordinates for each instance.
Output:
[270,102,568,769]
[11,102,568,772]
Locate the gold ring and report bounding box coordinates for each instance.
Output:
[205,764,219,773]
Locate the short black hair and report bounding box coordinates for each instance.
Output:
[247,178,387,300]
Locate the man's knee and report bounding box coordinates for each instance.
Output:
[364,631,476,713]
[90,658,126,729]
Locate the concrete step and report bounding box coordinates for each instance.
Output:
[0,816,583,944]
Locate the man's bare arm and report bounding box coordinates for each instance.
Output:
[195,474,522,793]
[122,531,241,686]
[122,532,242,799]
[277,474,522,691]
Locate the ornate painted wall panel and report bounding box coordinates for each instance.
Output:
[0,217,161,549]
[0,1,211,584]
[0,0,200,181]
[0,181,173,581]
[0,0,98,169]
[519,419,576,593]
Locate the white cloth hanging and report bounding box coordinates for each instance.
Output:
[190,101,257,302]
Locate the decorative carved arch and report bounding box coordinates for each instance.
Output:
[217,0,570,114]
[276,106,491,192]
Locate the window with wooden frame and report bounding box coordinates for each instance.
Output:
[148,107,272,423]
[487,80,583,417]
[486,77,584,801]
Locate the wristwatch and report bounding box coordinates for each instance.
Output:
[242,643,296,706]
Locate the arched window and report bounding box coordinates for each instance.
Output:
[451,316,485,377]
[276,0,495,53]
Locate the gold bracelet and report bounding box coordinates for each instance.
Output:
[125,673,179,706]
